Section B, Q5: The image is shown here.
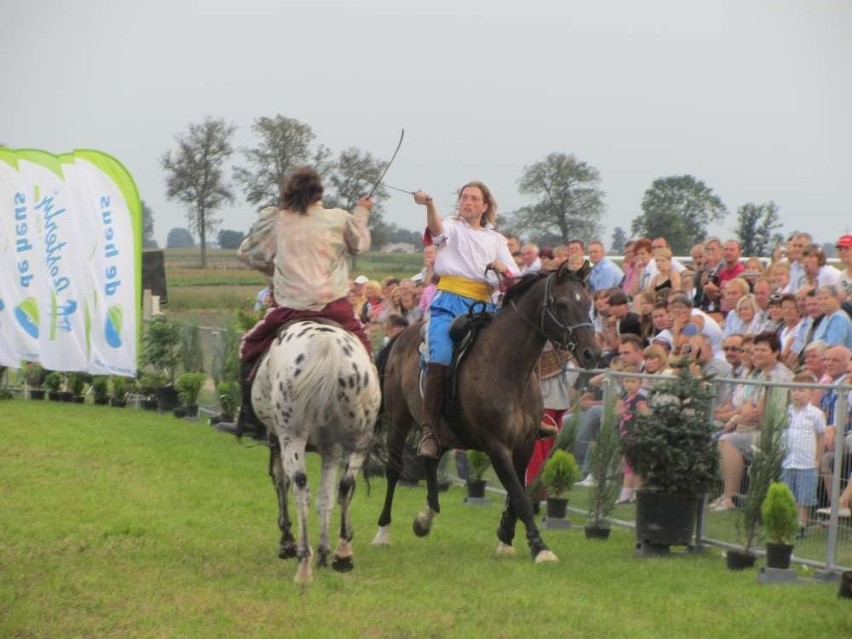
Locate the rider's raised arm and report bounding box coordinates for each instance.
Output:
[343,196,372,255]
[237,206,278,276]
[413,190,443,239]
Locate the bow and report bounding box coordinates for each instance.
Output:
[367,128,405,198]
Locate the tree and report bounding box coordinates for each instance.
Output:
[324,147,390,248]
[735,201,784,257]
[512,153,605,245]
[631,175,727,254]
[141,200,158,248]
[217,229,245,250]
[233,114,332,208]
[167,227,195,248]
[610,226,628,254]
[162,117,236,268]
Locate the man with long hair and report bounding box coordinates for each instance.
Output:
[236,167,373,438]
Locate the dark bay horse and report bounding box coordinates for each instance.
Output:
[371,261,599,562]
[252,321,381,584]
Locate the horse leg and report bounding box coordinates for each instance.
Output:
[495,449,533,557]
[280,437,313,584]
[315,451,339,570]
[488,446,557,563]
[413,455,441,537]
[372,415,411,546]
[333,451,366,572]
[269,435,297,560]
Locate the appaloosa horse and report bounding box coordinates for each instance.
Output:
[252,321,381,584]
[372,261,599,562]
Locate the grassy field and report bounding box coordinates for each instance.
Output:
[1,400,849,638]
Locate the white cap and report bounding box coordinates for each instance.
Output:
[353,275,369,285]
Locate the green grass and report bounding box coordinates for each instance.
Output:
[1,400,849,638]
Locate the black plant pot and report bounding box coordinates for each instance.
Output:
[546,497,569,519]
[60,391,74,402]
[635,490,700,548]
[765,543,794,570]
[584,524,612,540]
[838,571,852,599]
[73,396,85,404]
[29,390,46,400]
[110,398,127,408]
[172,406,187,419]
[726,549,757,571]
[155,386,179,412]
[48,391,63,401]
[183,404,199,418]
[93,397,109,406]
[467,479,487,499]
[143,397,159,411]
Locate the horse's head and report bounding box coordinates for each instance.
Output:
[514,260,599,369]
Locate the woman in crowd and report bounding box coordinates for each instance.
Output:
[778,293,803,362]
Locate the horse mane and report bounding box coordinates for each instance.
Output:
[502,270,552,306]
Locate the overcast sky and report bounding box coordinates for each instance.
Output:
[2,0,850,250]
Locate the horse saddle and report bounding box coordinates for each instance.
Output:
[445,303,496,406]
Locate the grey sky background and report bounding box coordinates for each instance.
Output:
[2,0,850,251]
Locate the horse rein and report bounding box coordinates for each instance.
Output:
[509,272,593,354]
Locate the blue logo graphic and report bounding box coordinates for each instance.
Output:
[14,297,39,338]
[104,305,124,348]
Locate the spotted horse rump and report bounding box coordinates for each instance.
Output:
[252,321,381,585]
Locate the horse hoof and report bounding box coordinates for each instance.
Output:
[278,543,298,560]
[412,519,431,537]
[295,561,313,585]
[495,542,516,557]
[371,526,391,546]
[534,549,559,564]
[332,556,354,573]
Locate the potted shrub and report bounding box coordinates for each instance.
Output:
[142,315,182,411]
[585,389,622,539]
[216,380,240,423]
[466,449,491,500]
[761,481,799,570]
[44,371,64,401]
[541,449,580,519]
[111,376,131,407]
[175,371,207,418]
[137,372,163,410]
[624,368,718,554]
[727,396,787,570]
[729,394,787,571]
[67,372,89,403]
[91,376,110,405]
[22,362,47,400]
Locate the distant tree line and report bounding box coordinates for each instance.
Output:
[152,114,791,266]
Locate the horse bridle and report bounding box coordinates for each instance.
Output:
[509,271,593,353]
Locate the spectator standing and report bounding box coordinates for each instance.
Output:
[787,233,813,292]
[782,372,827,536]
[616,366,649,504]
[621,240,640,297]
[836,234,852,301]
[694,237,724,314]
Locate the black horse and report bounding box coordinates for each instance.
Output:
[371,261,599,561]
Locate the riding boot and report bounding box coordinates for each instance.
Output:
[236,360,265,441]
[418,363,448,459]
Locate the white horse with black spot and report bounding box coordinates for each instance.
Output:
[252,321,381,585]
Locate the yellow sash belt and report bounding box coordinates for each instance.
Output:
[437,275,491,303]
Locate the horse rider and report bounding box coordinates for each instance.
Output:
[413,182,559,459]
[236,166,374,438]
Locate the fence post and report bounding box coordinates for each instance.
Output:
[817,380,849,580]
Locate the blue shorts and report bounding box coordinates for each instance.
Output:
[426,290,498,365]
[780,468,818,507]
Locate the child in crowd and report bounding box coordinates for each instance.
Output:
[616,365,649,504]
[782,372,826,537]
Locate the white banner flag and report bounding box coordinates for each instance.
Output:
[0,148,140,375]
